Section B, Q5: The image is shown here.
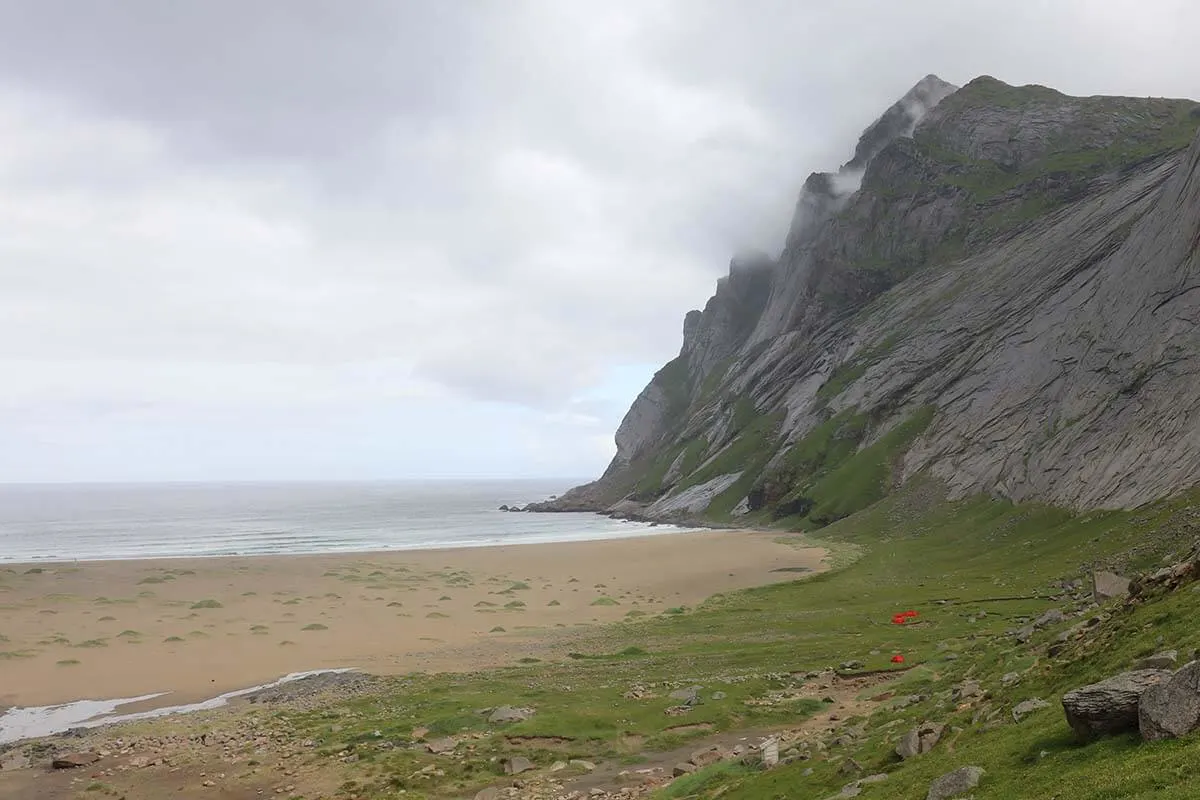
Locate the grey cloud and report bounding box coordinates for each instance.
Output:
[0,1,487,163]
[0,1,1198,479]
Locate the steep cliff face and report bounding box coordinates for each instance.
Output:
[538,75,1200,522]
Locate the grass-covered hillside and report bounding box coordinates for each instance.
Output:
[236,480,1200,799]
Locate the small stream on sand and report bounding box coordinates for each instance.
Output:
[0,668,354,745]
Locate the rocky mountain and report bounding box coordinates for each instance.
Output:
[533,74,1200,525]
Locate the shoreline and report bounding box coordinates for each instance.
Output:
[0,514,718,567]
[0,520,715,569]
[0,529,826,711]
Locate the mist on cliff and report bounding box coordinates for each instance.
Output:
[0,0,1198,480]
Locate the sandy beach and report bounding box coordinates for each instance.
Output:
[0,531,825,709]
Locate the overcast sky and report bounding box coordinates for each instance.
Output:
[1,0,1198,482]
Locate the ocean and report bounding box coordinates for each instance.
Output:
[0,480,691,563]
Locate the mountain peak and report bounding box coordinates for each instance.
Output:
[844,74,958,171]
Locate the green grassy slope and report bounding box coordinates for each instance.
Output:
[270,480,1200,799]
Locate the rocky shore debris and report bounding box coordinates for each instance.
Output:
[243,670,376,704]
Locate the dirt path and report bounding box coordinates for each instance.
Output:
[0,667,905,800]
[539,669,909,798]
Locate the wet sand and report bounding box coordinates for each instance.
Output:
[0,531,825,709]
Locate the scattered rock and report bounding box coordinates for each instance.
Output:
[838,757,863,776]
[896,721,944,759]
[474,788,502,800]
[668,687,701,703]
[487,706,536,724]
[760,737,779,768]
[711,691,727,700]
[424,737,457,754]
[690,746,725,768]
[1001,671,1022,687]
[673,762,697,777]
[51,752,100,769]
[926,766,985,800]
[951,680,983,702]
[243,671,377,704]
[1034,608,1066,628]
[892,694,926,710]
[861,774,888,784]
[1134,650,1179,670]
[1062,670,1173,738]
[1012,698,1050,722]
[1139,660,1200,741]
[838,661,865,671]
[503,756,535,775]
[1093,571,1130,604]
[1013,626,1035,644]
[569,759,596,771]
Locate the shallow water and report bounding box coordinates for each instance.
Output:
[0,669,354,744]
[0,480,698,562]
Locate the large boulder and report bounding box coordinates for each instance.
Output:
[1062,670,1173,738]
[895,721,945,759]
[1139,660,1200,741]
[1093,571,1130,604]
[926,766,985,800]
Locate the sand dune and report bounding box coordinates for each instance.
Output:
[0,531,824,709]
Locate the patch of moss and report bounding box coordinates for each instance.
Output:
[805,405,936,525]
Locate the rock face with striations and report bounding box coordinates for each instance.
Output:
[531,73,1200,523]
